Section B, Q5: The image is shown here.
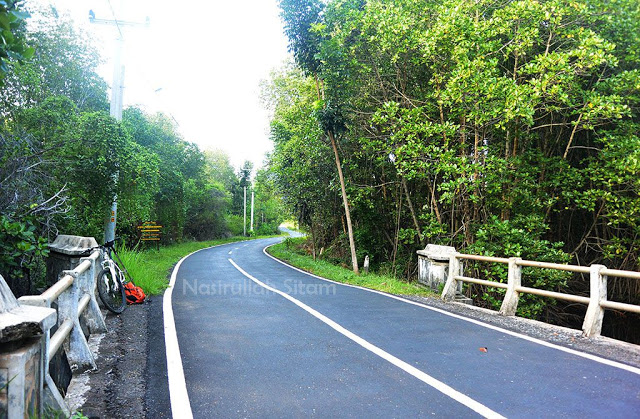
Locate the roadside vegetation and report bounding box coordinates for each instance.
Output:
[119,235,284,295]
[268,238,435,297]
[266,0,640,343]
[0,4,284,297]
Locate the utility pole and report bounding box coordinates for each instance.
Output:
[89,9,149,243]
[243,186,247,236]
[250,191,254,232]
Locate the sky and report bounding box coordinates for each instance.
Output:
[32,0,291,169]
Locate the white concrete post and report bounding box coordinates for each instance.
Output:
[500,257,522,316]
[56,270,96,370]
[1,274,57,418]
[78,257,107,334]
[582,264,607,337]
[441,253,461,301]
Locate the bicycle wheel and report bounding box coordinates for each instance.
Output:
[97,267,126,313]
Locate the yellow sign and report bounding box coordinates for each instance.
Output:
[138,222,162,241]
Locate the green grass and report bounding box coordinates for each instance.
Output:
[267,239,435,297]
[118,235,281,295]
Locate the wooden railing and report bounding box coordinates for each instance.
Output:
[18,248,106,415]
[441,253,640,337]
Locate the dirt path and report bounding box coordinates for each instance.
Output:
[67,297,169,418]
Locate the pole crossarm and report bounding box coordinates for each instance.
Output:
[89,17,149,28]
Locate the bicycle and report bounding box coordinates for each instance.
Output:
[96,238,131,313]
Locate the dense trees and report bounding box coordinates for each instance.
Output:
[0,7,282,296]
[269,0,640,340]
[0,0,33,81]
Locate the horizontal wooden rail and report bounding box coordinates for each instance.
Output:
[600,300,640,314]
[40,274,75,304]
[457,254,510,264]
[517,260,591,274]
[439,251,640,338]
[601,268,640,280]
[455,276,508,289]
[515,286,591,304]
[49,318,74,360]
[78,293,91,316]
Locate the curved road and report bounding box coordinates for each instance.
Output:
[166,237,640,418]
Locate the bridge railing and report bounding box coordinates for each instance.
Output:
[18,246,106,415]
[441,253,640,337]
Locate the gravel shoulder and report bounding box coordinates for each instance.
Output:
[66,296,169,418]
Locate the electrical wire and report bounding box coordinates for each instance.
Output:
[106,0,123,39]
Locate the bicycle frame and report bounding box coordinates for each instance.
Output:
[100,244,127,286]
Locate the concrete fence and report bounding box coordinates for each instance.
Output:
[434,251,640,337]
[1,235,106,418]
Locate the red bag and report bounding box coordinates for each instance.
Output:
[124,282,146,304]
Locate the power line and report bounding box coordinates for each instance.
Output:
[105,0,123,39]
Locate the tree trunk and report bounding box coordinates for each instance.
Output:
[328,131,359,274]
[309,218,317,260]
[401,177,422,244]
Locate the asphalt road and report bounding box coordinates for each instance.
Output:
[167,237,640,418]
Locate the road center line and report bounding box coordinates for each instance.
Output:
[228,258,505,419]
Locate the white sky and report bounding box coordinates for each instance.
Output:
[32,0,290,169]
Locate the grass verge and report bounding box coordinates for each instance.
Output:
[267,238,435,297]
[118,235,280,295]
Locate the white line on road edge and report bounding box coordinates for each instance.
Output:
[262,245,640,376]
[164,253,195,419]
[163,240,262,418]
[228,258,505,419]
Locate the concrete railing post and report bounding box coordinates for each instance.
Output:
[78,256,107,334]
[582,264,607,337]
[441,253,461,301]
[0,274,56,418]
[499,257,522,316]
[56,270,96,371]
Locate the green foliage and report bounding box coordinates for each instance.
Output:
[271,0,640,337]
[467,215,571,319]
[125,236,279,295]
[225,214,245,237]
[0,0,33,81]
[278,0,325,75]
[0,214,48,283]
[0,6,107,113]
[0,9,259,295]
[269,238,435,297]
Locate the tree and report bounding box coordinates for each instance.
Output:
[268,0,640,340]
[278,0,360,273]
[0,6,107,115]
[0,0,33,82]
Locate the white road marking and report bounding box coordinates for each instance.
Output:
[164,254,194,419]
[163,240,248,419]
[228,250,232,255]
[262,244,640,376]
[228,258,505,419]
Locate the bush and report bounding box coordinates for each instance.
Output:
[466,215,571,319]
[0,214,49,296]
[225,214,245,236]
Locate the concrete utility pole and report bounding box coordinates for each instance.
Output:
[250,191,254,232]
[89,10,149,243]
[243,186,247,236]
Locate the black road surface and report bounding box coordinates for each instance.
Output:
[166,237,640,418]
